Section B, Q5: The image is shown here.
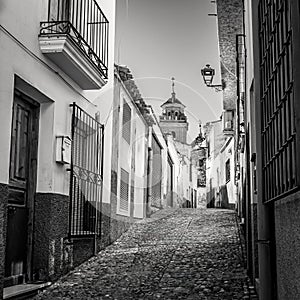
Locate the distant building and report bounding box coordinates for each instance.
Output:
[159,79,199,208]
[159,78,189,144]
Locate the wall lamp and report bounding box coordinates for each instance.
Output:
[201,64,224,92]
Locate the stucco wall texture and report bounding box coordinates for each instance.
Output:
[34,193,70,281]
[216,0,243,110]
[275,192,300,300]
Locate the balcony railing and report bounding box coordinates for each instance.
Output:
[40,0,108,80]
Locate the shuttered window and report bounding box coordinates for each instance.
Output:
[120,168,129,211]
[122,102,131,144]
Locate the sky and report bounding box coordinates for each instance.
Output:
[115,0,223,143]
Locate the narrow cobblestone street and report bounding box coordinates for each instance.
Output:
[33,209,257,300]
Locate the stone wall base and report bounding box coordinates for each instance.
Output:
[0,183,8,299]
[34,193,70,281]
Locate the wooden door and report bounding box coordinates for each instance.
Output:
[5,91,39,286]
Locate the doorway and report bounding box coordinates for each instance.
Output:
[5,91,39,286]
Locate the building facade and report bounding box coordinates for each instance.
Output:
[0,0,115,297]
[217,0,300,299]
[105,68,150,242]
[204,119,236,209]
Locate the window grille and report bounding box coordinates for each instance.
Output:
[122,102,131,144]
[258,0,297,201]
[69,103,104,236]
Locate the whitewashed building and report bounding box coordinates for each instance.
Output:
[0,0,115,297]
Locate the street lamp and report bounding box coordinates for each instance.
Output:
[201,64,223,92]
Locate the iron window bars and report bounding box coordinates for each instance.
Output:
[40,0,109,79]
[69,103,104,236]
[258,0,297,202]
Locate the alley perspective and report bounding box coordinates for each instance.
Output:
[1,0,300,299]
[29,209,256,300]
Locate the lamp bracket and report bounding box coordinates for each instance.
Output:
[207,84,223,92]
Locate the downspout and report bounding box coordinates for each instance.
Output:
[146,128,153,217]
[252,0,273,298]
[236,33,241,217]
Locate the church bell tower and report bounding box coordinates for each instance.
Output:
[159,78,189,143]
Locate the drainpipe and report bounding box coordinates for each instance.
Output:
[146,126,153,217]
[251,0,274,298]
[257,203,273,300]
[146,147,153,217]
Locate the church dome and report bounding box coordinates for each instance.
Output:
[161,78,186,108]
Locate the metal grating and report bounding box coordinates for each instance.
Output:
[69,103,104,236]
[122,101,131,144]
[120,168,129,212]
[40,0,109,79]
[258,0,296,201]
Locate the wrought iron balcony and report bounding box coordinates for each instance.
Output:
[39,0,108,89]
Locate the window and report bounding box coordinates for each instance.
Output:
[223,110,234,131]
[122,102,131,144]
[258,0,297,201]
[199,159,204,167]
[207,141,210,158]
[225,159,230,182]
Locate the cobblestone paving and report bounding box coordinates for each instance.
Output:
[33,208,258,299]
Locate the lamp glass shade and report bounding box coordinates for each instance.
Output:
[201,64,215,86]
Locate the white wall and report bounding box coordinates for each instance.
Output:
[90,0,116,204]
[0,0,115,196]
[166,135,180,207]
[134,116,147,218]
[220,138,236,206]
[149,110,169,203]
[115,76,148,218]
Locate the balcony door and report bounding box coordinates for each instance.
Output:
[5,91,39,286]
